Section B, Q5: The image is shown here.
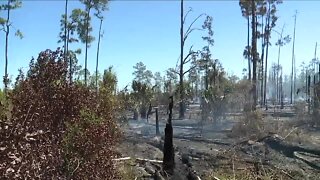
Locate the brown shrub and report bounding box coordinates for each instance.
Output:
[230,110,264,138]
[0,49,120,179]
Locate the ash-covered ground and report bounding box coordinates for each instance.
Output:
[115,105,320,180]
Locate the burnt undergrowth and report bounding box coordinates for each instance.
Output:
[0,49,121,179]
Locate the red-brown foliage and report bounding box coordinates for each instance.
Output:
[0,49,120,179]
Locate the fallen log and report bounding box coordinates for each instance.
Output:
[257,134,320,170]
[258,134,320,158]
[293,152,320,170]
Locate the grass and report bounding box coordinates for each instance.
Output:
[204,165,306,180]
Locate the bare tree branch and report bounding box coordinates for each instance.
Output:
[184,53,198,64]
[185,13,205,35]
[183,46,198,64]
[183,65,197,75]
[184,28,204,43]
[170,69,180,75]
[183,7,193,24]
[183,52,196,64]
[183,13,206,43]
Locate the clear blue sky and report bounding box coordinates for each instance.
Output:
[1,0,320,89]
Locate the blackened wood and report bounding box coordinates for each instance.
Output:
[163,96,174,173]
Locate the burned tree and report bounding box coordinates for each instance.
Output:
[163,96,174,173]
[155,107,160,135]
[178,0,207,119]
[290,11,298,104]
[251,0,258,110]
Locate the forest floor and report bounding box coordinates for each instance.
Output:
[115,107,320,180]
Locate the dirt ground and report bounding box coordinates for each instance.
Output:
[115,108,320,180]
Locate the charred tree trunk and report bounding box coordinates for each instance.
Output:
[308,75,311,114]
[260,15,265,106]
[313,75,316,109]
[140,105,147,119]
[133,109,139,120]
[163,96,174,173]
[313,83,319,124]
[290,11,297,104]
[251,0,257,110]
[247,16,251,81]
[276,25,285,105]
[147,103,152,123]
[179,0,185,119]
[156,107,159,135]
[205,63,209,90]
[280,73,284,109]
[264,3,271,107]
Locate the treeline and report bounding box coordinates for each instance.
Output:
[0,0,108,93]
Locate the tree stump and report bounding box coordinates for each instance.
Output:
[133,109,139,120]
[163,123,174,172]
[163,96,174,173]
[155,107,160,135]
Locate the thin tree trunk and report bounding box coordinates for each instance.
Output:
[64,0,72,84]
[213,64,216,86]
[290,11,297,104]
[67,29,72,84]
[4,0,11,94]
[276,40,281,104]
[277,25,284,104]
[264,3,271,107]
[255,15,258,102]
[280,71,284,109]
[315,42,318,74]
[205,63,208,90]
[306,70,308,102]
[308,75,311,113]
[179,0,185,119]
[264,43,269,107]
[64,0,68,62]
[247,16,251,81]
[251,0,257,110]
[96,18,103,94]
[260,15,265,106]
[84,6,92,86]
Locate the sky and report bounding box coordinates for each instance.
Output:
[0,0,320,89]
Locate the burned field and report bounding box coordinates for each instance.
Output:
[2,1,320,179]
[115,104,320,180]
